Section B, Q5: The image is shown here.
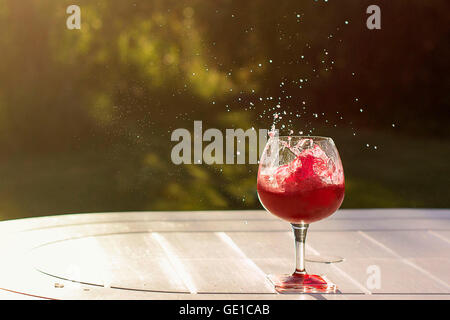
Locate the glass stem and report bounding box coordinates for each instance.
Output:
[292,223,309,274]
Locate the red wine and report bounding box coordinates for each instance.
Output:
[257,145,344,224]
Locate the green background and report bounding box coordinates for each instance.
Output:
[0,0,448,220]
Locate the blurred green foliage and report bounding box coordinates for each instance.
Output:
[0,0,448,220]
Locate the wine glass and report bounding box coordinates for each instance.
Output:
[257,136,345,293]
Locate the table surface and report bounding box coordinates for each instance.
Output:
[0,209,449,300]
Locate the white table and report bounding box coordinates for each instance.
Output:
[0,209,448,300]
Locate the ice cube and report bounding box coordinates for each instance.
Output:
[297,138,314,150]
[284,144,337,189]
[261,142,341,192]
[274,164,294,189]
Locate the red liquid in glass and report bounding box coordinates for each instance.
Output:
[257,146,344,224]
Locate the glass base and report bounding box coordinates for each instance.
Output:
[268,273,337,293]
[306,255,344,264]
